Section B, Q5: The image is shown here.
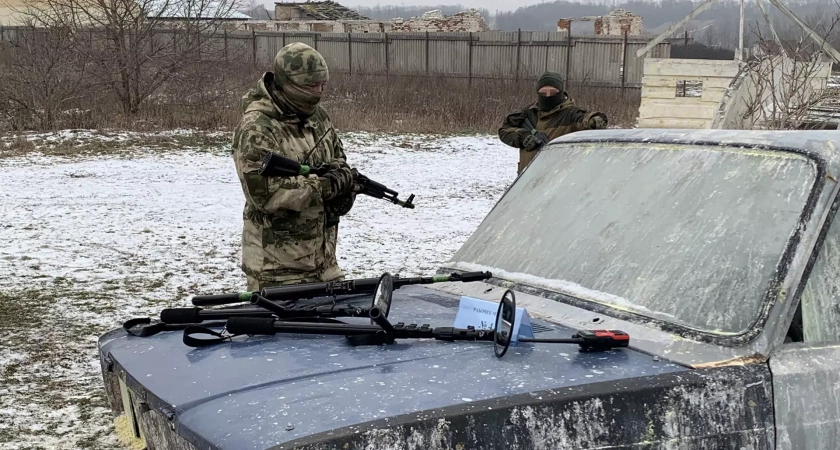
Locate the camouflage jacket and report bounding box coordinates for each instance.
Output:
[498,96,607,174]
[498,96,606,148]
[232,73,349,289]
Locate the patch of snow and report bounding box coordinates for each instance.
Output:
[0,131,517,449]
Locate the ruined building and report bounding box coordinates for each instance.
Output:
[558,9,644,36]
[274,0,368,21]
[241,1,489,33]
[388,9,488,32]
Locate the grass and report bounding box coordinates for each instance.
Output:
[0,62,642,138]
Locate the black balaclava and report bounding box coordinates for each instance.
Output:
[536,71,565,111]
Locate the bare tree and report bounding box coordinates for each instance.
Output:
[18,0,244,115]
[737,5,839,130]
[0,24,93,130]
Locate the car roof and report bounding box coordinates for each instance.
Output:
[550,128,840,171]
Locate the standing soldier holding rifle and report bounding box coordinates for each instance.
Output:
[232,42,357,291]
[498,71,609,175]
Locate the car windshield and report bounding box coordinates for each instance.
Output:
[445,141,817,335]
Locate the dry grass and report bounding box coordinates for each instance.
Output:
[0,64,641,135]
[323,74,640,134]
[0,27,640,136]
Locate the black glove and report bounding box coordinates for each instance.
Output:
[325,191,357,227]
[589,113,608,129]
[320,161,357,201]
[522,130,548,152]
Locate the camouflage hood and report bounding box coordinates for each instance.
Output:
[240,42,330,121]
[240,73,289,121]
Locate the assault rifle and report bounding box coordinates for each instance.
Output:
[161,301,382,325]
[183,273,631,358]
[258,152,415,209]
[190,271,493,307]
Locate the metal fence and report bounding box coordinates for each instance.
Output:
[235,30,671,88]
[0,26,672,87]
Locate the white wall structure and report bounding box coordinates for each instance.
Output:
[637,55,833,130]
[637,58,740,129]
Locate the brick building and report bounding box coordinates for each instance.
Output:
[241,1,488,33]
[558,9,644,36]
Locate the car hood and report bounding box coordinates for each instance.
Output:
[98,285,688,450]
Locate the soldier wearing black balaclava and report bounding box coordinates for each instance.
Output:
[499,71,608,175]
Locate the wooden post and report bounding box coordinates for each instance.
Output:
[223,29,228,62]
[384,32,389,77]
[251,29,257,67]
[621,30,629,98]
[468,32,473,87]
[313,32,318,50]
[565,27,572,85]
[621,30,628,91]
[348,32,352,75]
[738,0,745,62]
[425,31,430,76]
[515,28,522,81]
[683,31,688,96]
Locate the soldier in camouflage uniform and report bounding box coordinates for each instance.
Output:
[499,71,609,175]
[232,42,358,291]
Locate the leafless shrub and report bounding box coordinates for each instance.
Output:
[0,23,640,135]
[16,0,245,115]
[0,25,93,130]
[738,2,840,130]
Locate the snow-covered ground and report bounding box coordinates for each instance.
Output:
[0,131,517,449]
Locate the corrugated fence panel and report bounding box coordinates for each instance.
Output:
[316,34,350,71]
[546,44,571,77]
[254,33,276,66]
[570,40,623,85]
[226,34,253,63]
[471,42,517,78]
[284,33,316,48]
[389,34,426,74]
[519,43,550,79]
[0,26,673,87]
[429,36,469,76]
[350,32,386,74]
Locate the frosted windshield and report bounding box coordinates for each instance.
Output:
[447,142,817,335]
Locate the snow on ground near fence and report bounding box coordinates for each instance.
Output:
[0,131,517,449]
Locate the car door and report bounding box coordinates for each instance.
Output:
[770,201,840,449]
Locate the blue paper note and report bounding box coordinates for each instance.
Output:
[453,296,534,344]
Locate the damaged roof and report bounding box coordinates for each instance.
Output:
[275,0,369,20]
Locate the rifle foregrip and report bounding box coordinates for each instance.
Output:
[226,317,277,335]
[192,292,252,307]
[160,308,202,324]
